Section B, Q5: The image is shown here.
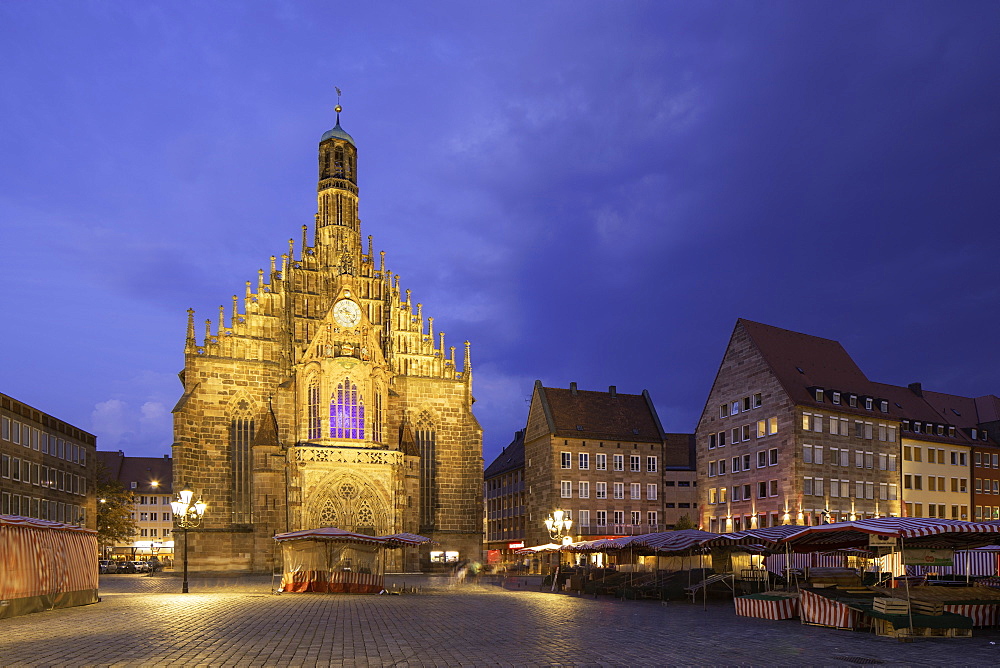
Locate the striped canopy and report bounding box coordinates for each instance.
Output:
[561,538,624,553]
[779,518,1000,552]
[273,527,430,547]
[0,515,96,534]
[626,529,719,554]
[514,543,563,555]
[703,525,806,549]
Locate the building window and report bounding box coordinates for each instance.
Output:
[614,510,625,526]
[613,455,624,471]
[579,510,590,527]
[578,481,589,498]
[757,451,767,468]
[596,482,607,499]
[768,417,778,435]
[718,431,726,447]
[415,416,437,529]
[720,404,729,418]
[647,484,657,500]
[631,510,641,526]
[708,461,717,477]
[596,511,607,527]
[757,481,767,499]
[613,483,624,499]
[372,390,384,444]
[646,456,657,473]
[579,452,589,470]
[732,427,740,444]
[630,455,641,472]
[307,380,321,439]
[330,377,364,440]
[647,511,658,527]
[596,453,607,470]
[769,448,778,466]
[630,483,641,500]
[757,420,766,438]
[753,393,762,408]
[561,452,572,469]
[230,415,255,524]
[560,481,572,498]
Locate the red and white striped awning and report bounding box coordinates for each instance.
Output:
[273,527,430,546]
[703,524,806,549]
[626,529,719,553]
[779,518,1000,552]
[514,543,563,555]
[0,514,96,534]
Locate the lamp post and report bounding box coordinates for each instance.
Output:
[544,510,574,545]
[171,490,207,593]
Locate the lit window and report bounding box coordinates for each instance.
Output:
[330,377,364,439]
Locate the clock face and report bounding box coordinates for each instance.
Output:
[333,299,362,327]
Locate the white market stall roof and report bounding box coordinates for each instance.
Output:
[0,515,96,534]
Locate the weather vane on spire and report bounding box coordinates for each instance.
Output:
[335,87,343,120]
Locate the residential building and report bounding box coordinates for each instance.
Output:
[0,392,96,528]
[696,320,903,531]
[519,381,694,549]
[484,430,526,569]
[696,320,999,530]
[97,451,175,561]
[172,108,483,573]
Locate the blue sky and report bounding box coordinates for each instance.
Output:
[1,1,998,465]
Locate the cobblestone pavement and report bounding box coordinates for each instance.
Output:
[1,574,999,666]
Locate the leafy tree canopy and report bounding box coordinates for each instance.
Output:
[96,462,138,550]
[673,514,695,530]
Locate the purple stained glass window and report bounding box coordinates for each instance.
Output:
[330,378,364,440]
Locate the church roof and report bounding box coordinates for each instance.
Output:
[320,120,355,146]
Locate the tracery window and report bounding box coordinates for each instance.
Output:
[308,379,321,439]
[416,413,436,529]
[230,415,254,524]
[372,389,383,444]
[330,378,364,440]
[334,146,344,178]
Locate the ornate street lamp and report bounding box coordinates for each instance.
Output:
[171,489,207,593]
[544,510,574,545]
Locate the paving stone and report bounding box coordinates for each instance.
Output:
[1,574,999,665]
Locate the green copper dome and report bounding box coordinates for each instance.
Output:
[321,120,355,146]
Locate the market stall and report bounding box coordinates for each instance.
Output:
[734,591,799,620]
[0,515,99,619]
[273,528,430,594]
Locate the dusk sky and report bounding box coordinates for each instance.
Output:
[1,2,998,466]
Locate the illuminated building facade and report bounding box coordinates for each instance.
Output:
[519,381,694,550]
[696,320,904,531]
[0,392,96,528]
[697,320,1000,530]
[172,109,483,573]
[96,451,175,561]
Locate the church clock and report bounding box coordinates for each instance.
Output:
[333,298,362,327]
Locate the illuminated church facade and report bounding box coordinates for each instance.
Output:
[172,108,483,572]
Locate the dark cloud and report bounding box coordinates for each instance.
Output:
[0,2,997,462]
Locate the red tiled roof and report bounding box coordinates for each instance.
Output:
[97,451,173,493]
[740,319,880,413]
[538,385,663,442]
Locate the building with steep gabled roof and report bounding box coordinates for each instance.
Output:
[520,381,694,550]
[696,318,998,530]
[96,451,175,561]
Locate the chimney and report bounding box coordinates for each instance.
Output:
[609,385,617,398]
[569,382,578,395]
[908,382,923,397]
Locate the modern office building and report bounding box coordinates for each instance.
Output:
[0,392,96,528]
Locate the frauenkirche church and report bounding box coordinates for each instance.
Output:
[172,105,483,572]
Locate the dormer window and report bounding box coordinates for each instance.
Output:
[914,422,922,433]
[865,397,873,410]
[832,392,841,405]
[849,395,858,408]
[815,389,824,402]
[971,428,978,440]
[984,431,989,442]
[948,426,956,437]
[936,425,944,436]
[902,420,910,430]
[880,400,889,412]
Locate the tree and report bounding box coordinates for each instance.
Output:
[673,514,695,530]
[96,463,138,558]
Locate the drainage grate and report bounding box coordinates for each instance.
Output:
[834,657,886,665]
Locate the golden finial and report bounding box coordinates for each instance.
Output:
[335,87,343,118]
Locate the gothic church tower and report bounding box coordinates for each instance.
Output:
[172,106,483,572]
